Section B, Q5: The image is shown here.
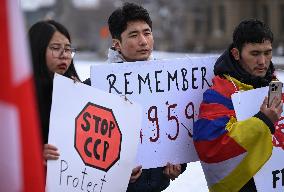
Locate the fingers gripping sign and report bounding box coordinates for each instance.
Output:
[43,144,60,165]
[163,163,182,181]
[129,165,142,183]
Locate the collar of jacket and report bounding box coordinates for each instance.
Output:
[107,47,154,63]
[224,74,254,92]
[214,44,275,88]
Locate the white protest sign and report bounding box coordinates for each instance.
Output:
[91,57,217,168]
[46,74,142,192]
[232,87,268,121]
[232,81,284,191]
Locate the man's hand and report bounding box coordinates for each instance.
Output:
[129,165,142,183]
[43,144,60,164]
[163,163,182,181]
[71,76,81,83]
[260,96,283,124]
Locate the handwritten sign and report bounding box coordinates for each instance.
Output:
[46,74,143,192]
[232,83,284,192]
[91,57,217,168]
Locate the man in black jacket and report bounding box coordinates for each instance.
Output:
[106,2,186,192]
[194,19,283,192]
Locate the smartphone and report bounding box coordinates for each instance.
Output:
[268,81,283,107]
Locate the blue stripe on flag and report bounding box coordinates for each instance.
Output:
[203,89,234,110]
[193,116,229,141]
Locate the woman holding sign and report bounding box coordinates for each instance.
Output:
[28,20,80,164]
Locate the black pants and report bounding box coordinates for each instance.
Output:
[239,178,257,192]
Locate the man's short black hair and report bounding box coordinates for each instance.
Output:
[233,18,273,52]
[108,2,152,40]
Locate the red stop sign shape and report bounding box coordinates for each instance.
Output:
[75,102,122,172]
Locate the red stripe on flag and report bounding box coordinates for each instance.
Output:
[18,78,45,192]
[0,0,11,96]
[194,134,246,163]
[198,103,235,120]
[0,0,45,191]
[211,76,239,98]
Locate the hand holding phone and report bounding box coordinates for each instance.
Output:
[268,81,283,107]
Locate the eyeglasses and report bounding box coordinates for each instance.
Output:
[48,45,76,59]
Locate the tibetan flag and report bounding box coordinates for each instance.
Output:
[0,0,45,191]
[193,75,273,192]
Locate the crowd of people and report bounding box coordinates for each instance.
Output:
[29,2,282,192]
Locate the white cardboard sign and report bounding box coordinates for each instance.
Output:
[91,57,217,168]
[46,74,143,192]
[232,84,284,191]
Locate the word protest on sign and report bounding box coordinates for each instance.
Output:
[232,81,284,192]
[91,57,217,168]
[46,75,142,192]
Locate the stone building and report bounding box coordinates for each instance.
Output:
[24,0,284,54]
[181,0,284,52]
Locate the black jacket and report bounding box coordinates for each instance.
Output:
[127,165,187,192]
[83,52,187,191]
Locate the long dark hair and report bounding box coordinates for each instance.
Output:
[28,20,80,143]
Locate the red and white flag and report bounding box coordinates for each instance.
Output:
[0,0,45,191]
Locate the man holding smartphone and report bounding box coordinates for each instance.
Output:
[268,81,283,107]
[193,19,283,192]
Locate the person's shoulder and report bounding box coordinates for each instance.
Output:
[210,75,238,98]
[212,75,229,85]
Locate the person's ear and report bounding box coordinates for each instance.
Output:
[231,48,240,60]
[112,39,121,52]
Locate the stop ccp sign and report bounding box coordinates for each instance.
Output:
[75,102,122,172]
